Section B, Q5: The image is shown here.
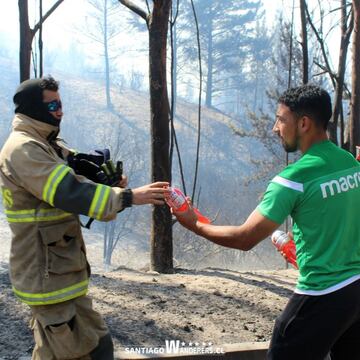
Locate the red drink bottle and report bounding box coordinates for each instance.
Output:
[271,230,298,269]
[165,187,210,224]
[165,187,188,212]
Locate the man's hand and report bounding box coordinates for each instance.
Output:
[274,232,295,262]
[119,175,128,188]
[172,199,198,232]
[132,182,170,205]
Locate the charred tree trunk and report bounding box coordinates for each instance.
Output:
[119,0,173,273]
[103,0,112,109]
[350,0,360,154]
[19,0,34,82]
[149,1,173,273]
[299,0,308,84]
[329,1,354,145]
[18,0,64,82]
[39,0,43,77]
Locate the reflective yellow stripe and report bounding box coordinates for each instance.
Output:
[43,165,71,206]
[13,279,89,305]
[88,184,111,220]
[5,208,72,223]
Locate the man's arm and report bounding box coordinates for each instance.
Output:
[174,207,279,251]
[9,141,169,221]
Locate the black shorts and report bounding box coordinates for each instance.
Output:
[267,278,360,360]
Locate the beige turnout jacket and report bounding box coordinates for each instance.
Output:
[0,114,126,305]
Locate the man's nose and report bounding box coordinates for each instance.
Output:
[272,119,279,133]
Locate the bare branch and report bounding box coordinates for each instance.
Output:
[190,0,202,201]
[118,0,148,22]
[33,0,64,33]
[170,0,180,25]
[145,0,151,13]
[305,2,336,88]
[345,5,354,40]
[313,60,337,79]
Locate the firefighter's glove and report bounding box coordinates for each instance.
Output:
[101,160,123,187]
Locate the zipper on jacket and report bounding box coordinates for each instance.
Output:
[44,245,49,279]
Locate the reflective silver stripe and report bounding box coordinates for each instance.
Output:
[5,208,72,223]
[272,175,304,192]
[88,184,111,220]
[13,279,89,305]
[43,164,71,206]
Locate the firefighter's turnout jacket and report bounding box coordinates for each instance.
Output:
[0,114,127,306]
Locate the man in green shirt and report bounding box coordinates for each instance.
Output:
[174,84,360,360]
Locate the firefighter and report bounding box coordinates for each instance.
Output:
[0,76,169,360]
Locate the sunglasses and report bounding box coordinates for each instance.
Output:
[45,100,62,112]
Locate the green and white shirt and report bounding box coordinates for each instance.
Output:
[258,140,360,294]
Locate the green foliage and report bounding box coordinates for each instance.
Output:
[178,0,263,106]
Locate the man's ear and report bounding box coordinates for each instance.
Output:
[298,116,311,133]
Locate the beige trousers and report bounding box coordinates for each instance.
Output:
[29,295,109,360]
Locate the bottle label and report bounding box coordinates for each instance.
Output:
[165,187,187,210]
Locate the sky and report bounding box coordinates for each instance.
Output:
[0,0,149,76]
[0,0,283,73]
[0,1,284,45]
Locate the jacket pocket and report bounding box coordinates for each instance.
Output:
[39,218,86,276]
[32,303,95,359]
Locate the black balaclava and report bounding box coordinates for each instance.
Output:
[13,78,60,127]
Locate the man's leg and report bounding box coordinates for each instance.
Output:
[267,280,360,360]
[30,295,113,360]
[330,319,360,360]
[89,333,114,360]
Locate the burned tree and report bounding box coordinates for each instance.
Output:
[118,0,173,273]
[349,0,360,154]
[18,0,64,82]
[305,1,353,145]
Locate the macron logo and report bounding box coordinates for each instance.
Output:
[320,171,360,198]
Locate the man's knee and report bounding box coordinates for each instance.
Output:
[90,333,114,360]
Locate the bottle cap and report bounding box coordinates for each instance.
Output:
[271,230,289,247]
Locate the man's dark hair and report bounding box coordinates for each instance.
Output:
[278,85,332,130]
[39,76,59,91]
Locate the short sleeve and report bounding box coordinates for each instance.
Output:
[257,180,301,224]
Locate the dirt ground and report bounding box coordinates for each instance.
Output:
[0,211,299,359]
[0,263,297,359]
